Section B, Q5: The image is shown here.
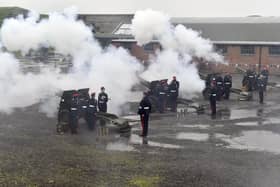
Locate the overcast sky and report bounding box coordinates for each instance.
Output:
[0,0,279,17]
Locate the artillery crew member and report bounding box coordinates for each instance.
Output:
[138,92,152,137]
[158,80,168,113]
[169,76,180,112]
[223,73,232,100]
[98,87,109,113]
[260,68,269,91]
[209,81,217,116]
[216,74,224,101]
[69,93,79,134]
[257,75,265,104]
[87,92,98,130]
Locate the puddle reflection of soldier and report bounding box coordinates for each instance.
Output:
[169,76,180,112]
[223,73,232,100]
[257,75,265,104]
[69,93,79,134]
[158,80,168,113]
[209,81,217,116]
[87,92,98,131]
[138,92,152,137]
[98,126,109,136]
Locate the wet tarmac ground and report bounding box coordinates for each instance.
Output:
[0,75,280,186]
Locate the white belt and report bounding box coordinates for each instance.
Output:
[212,94,217,96]
[144,107,150,110]
[249,76,254,78]
[217,82,222,85]
[170,90,176,93]
[71,108,77,111]
[225,83,231,85]
[159,92,165,95]
[82,106,87,109]
[89,105,96,108]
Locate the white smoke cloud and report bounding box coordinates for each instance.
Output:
[141,49,204,97]
[132,9,224,62]
[0,8,224,117]
[132,9,224,96]
[0,8,142,116]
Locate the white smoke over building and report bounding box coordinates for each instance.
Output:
[0,8,141,116]
[131,9,224,97]
[0,8,224,116]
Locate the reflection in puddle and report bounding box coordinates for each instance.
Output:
[177,123,210,129]
[176,133,209,141]
[230,109,257,120]
[106,142,136,152]
[235,122,259,126]
[217,131,280,154]
[130,134,181,149]
[122,115,140,121]
[264,118,280,125]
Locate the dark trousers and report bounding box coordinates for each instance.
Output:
[217,87,223,101]
[86,113,96,130]
[210,99,216,115]
[224,88,230,100]
[69,114,78,134]
[98,104,107,113]
[259,91,264,104]
[140,114,149,137]
[158,97,166,113]
[170,96,177,112]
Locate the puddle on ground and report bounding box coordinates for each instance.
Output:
[129,134,181,149]
[235,122,259,126]
[122,115,140,121]
[217,131,280,154]
[177,123,210,129]
[264,118,280,125]
[106,142,136,152]
[230,109,258,120]
[176,133,209,141]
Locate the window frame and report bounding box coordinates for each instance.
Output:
[240,45,255,56]
[269,46,280,56]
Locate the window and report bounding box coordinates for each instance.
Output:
[269,46,280,55]
[240,46,255,55]
[122,43,132,50]
[215,45,228,54]
[143,43,154,52]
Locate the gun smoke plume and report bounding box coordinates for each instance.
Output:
[0,8,223,116]
[132,9,224,97]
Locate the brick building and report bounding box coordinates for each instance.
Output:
[83,15,280,73]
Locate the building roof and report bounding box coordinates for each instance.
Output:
[92,16,280,45]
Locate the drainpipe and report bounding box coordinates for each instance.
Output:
[258,45,263,73]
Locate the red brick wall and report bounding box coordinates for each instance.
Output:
[112,42,280,74]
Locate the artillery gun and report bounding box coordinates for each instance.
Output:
[56,88,134,134]
[138,76,205,114]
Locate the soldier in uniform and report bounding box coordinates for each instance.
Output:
[87,92,98,130]
[138,92,152,137]
[98,87,109,113]
[257,75,265,104]
[69,93,79,134]
[169,76,180,112]
[158,80,168,113]
[209,81,217,116]
[223,72,232,100]
[260,67,269,91]
[216,74,224,101]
